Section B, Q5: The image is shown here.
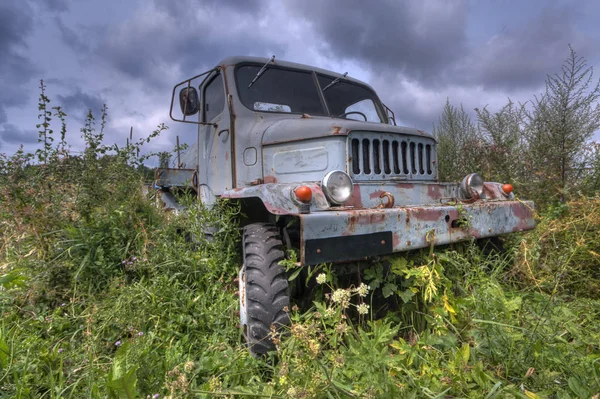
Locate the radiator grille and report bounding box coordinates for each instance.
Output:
[349,133,436,181]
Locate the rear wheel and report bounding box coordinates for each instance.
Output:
[239,223,290,356]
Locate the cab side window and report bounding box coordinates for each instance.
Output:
[203,73,225,122]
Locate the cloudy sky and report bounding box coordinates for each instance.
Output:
[1,0,600,157]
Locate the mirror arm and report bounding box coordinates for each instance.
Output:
[170,67,218,124]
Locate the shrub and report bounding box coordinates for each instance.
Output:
[512,196,600,298]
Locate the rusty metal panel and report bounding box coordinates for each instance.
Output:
[154,168,197,188]
[298,200,535,265]
[221,181,517,215]
[343,181,510,209]
[344,182,458,209]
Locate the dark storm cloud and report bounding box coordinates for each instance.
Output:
[57,88,107,121]
[55,16,90,54]
[41,0,70,12]
[97,0,285,88]
[455,6,592,90]
[284,1,596,131]
[0,1,39,124]
[0,123,38,145]
[291,1,595,94]
[290,0,469,83]
[0,3,32,52]
[152,0,262,18]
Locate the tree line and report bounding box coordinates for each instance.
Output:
[434,46,600,209]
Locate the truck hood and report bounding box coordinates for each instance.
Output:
[261,116,435,145]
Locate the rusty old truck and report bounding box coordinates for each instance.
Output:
[161,55,535,355]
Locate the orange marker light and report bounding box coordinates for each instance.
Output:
[294,186,313,203]
[501,184,514,195]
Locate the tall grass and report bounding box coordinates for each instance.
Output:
[0,85,598,398]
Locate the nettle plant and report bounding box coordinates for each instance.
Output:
[0,81,170,296]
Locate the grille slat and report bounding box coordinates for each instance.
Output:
[383,140,391,174]
[362,139,370,174]
[373,139,381,174]
[392,141,400,174]
[418,143,424,175]
[349,133,436,181]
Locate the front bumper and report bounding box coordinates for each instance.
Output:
[298,200,534,265]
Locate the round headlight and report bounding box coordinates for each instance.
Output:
[322,171,353,204]
[460,173,484,199]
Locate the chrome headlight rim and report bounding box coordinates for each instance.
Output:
[322,170,353,204]
[460,173,484,199]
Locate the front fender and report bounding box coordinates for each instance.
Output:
[220,183,329,215]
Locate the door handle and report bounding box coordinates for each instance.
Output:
[218,129,229,141]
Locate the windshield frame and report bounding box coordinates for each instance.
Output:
[234,62,388,124]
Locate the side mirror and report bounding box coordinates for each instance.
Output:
[179,87,199,116]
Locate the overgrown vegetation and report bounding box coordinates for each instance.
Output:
[1,48,599,397]
[435,46,600,209]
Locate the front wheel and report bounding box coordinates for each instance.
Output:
[239,223,290,356]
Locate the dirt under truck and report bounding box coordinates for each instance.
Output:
[158,56,535,356]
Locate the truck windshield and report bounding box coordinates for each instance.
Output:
[235,65,384,123]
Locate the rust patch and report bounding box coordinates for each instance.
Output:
[411,207,445,222]
[301,113,312,119]
[345,185,363,208]
[395,183,415,190]
[468,227,483,238]
[427,184,442,199]
[512,202,534,220]
[482,183,500,199]
[369,190,385,200]
[348,215,358,234]
[225,152,229,161]
[512,203,535,231]
[332,126,342,135]
[263,176,277,184]
[347,211,386,234]
[393,233,401,248]
[416,129,426,135]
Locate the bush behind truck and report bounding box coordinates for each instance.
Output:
[159,55,535,356]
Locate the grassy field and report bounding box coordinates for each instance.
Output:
[1,136,600,398]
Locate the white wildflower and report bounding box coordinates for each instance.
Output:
[331,289,351,309]
[357,303,370,315]
[316,273,327,285]
[355,283,370,297]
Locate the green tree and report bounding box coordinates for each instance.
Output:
[526,46,600,203]
[580,141,600,194]
[475,100,528,187]
[433,99,483,181]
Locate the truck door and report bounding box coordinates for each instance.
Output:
[200,71,233,195]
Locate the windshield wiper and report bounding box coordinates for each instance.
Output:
[247,55,275,89]
[322,72,347,91]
